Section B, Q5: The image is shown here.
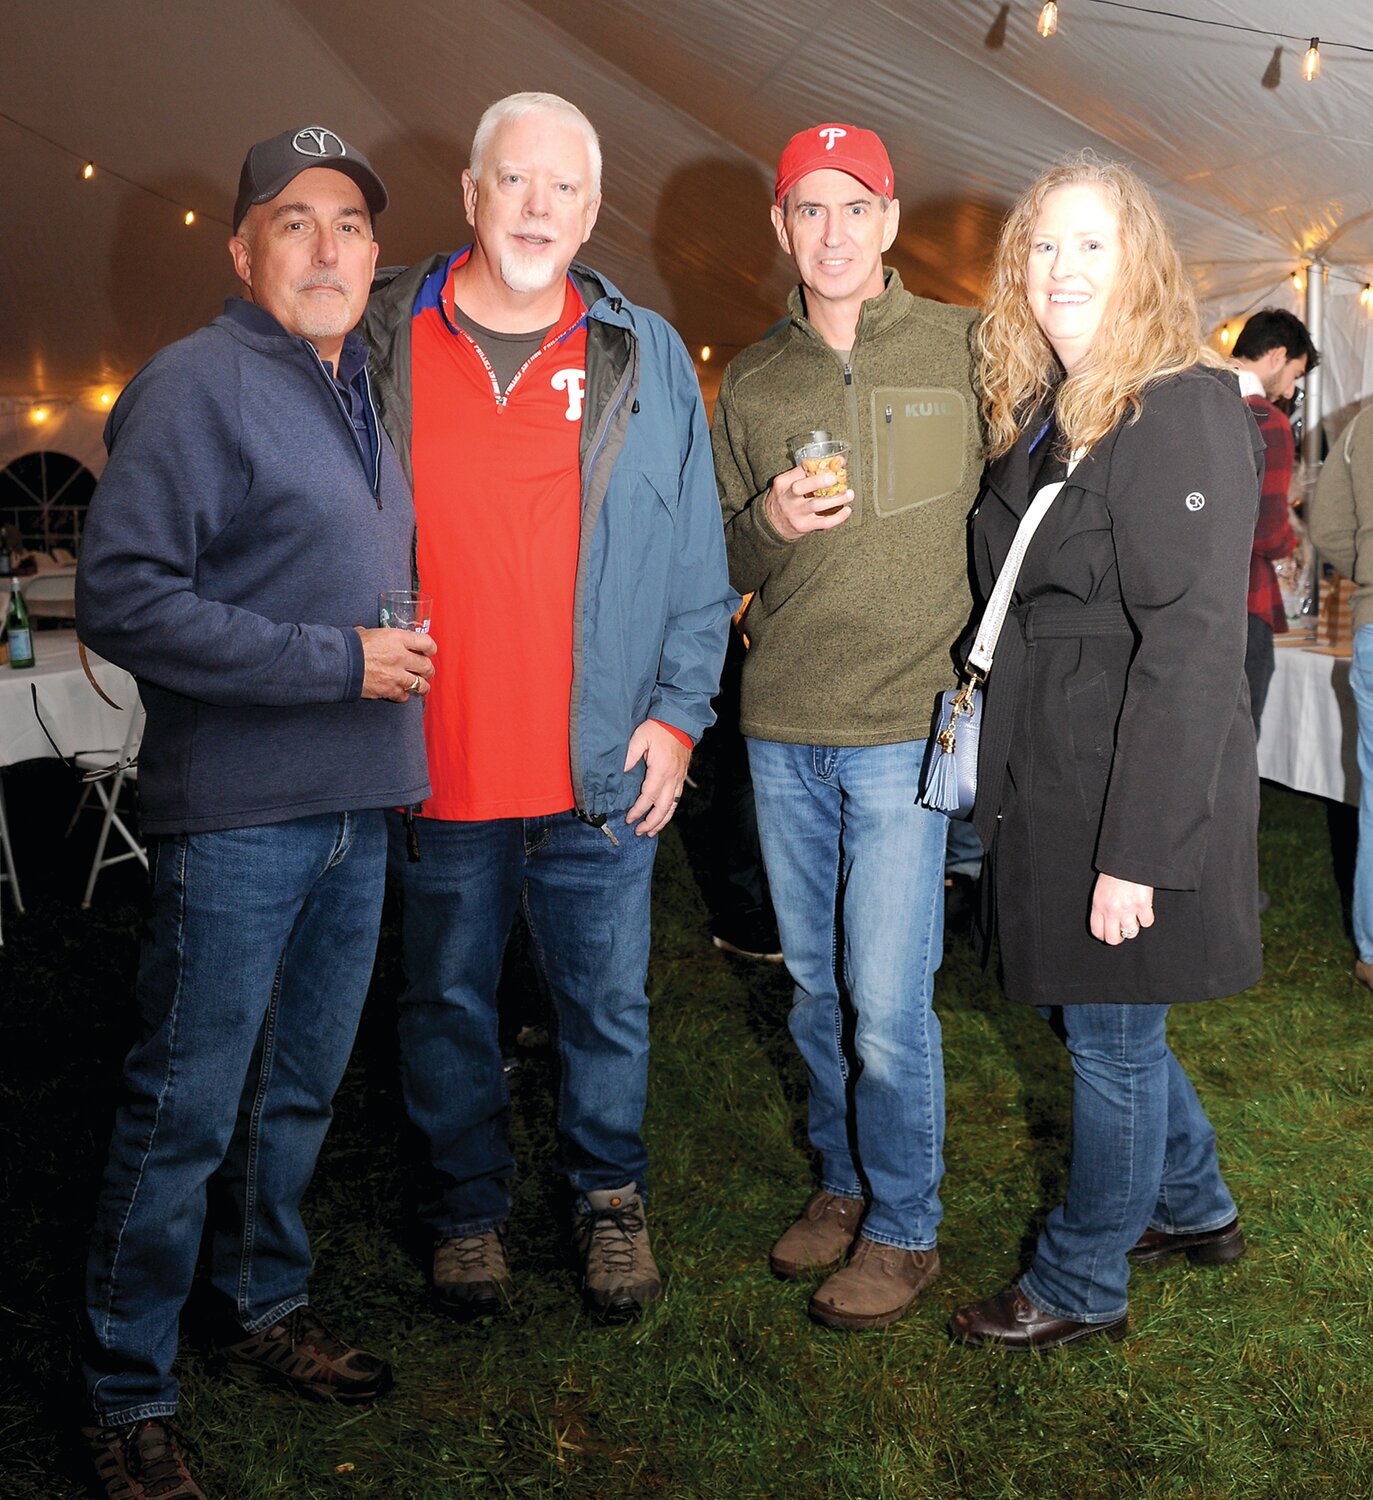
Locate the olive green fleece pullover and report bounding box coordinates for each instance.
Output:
[712,270,983,745]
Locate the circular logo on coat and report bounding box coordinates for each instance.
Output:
[1185,492,1205,511]
[292,127,347,160]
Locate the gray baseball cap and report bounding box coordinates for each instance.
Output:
[233,125,388,230]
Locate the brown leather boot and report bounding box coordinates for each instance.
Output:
[573,1184,662,1321]
[432,1229,513,1319]
[769,1191,864,1279]
[808,1236,940,1330]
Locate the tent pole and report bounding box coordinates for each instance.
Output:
[1304,261,1325,463]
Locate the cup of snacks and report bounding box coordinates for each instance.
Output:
[793,438,851,516]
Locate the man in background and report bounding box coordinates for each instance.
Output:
[1309,407,1373,992]
[1231,307,1319,731]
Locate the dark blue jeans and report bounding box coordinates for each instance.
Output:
[387,810,658,1236]
[83,811,387,1424]
[1020,1003,1237,1323]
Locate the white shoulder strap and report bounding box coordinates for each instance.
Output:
[966,450,1082,679]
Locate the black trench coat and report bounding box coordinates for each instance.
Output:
[970,366,1266,1005]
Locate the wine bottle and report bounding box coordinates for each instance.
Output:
[6,578,34,670]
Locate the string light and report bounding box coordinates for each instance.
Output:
[0,109,228,228]
[1063,5,1373,72]
[183,210,196,227]
[99,390,114,406]
[1038,2,1058,38]
[32,407,49,425]
[699,345,712,362]
[1361,285,1373,310]
[1292,269,1306,293]
[1220,325,1232,347]
[1303,37,1321,81]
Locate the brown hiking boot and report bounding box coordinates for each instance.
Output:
[809,1236,940,1330]
[83,1419,205,1499]
[769,1191,864,1279]
[221,1305,392,1404]
[573,1183,662,1321]
[433,1228,513,1318]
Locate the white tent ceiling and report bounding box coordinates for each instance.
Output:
[5,0,1373,464]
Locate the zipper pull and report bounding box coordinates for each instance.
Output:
[599,822,621,847]
[844,363,853,386]
[885,405,893,424]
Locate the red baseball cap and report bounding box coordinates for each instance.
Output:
[774,123,895,205]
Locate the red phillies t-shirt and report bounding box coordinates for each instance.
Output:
[409,254,588,819]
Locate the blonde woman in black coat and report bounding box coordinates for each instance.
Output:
[949,156,1264,1351]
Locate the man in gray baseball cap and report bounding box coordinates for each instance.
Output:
[77,125,431,1500]
[233,124,388,230]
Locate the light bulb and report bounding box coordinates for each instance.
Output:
[183,210,196,227]
[1292,270,1306,293]
[33,407,49,424]
[1303,38,1320,82]
[1220,326,1232,347]
[1037,2,1058,39]
[1361,285,1373,310]
[82,162,95,181]
[700,345,712,362]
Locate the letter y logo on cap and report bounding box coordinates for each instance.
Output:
[293,126,346,160]
[819,127,848,151]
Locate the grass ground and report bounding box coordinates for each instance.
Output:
[1,755,1371,1498]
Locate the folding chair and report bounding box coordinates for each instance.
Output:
[69,698,147,908]
[0,777,24,947]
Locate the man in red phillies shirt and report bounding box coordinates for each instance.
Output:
[361,92,733,1322]
[1230,307,1319,731]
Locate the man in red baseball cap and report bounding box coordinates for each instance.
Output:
[712,123,983,1332]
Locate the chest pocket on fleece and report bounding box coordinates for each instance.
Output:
[870,387,970,518]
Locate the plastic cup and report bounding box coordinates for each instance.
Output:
[794,439,851,514]
[788,429,830,462]
[379,590,433,632]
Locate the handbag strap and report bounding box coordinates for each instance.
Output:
[966,448,1081,679]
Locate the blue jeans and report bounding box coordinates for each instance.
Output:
[387,810,658,1236]
[1351,624,1373,963]
[746,738,946,1250]
[944,817,984,880]
[83,811,387,1424]
[1019,1003,1237,1323]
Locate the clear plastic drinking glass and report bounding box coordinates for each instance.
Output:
[379,590,433,632]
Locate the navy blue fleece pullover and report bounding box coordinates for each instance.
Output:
[78,298,429,834]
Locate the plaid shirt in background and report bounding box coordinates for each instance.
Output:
[1245,394,1299,632]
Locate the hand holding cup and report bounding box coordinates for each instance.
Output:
[764,433,854,540]
[357,589,436,701]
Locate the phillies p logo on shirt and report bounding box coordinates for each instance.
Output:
[551,368,587,422]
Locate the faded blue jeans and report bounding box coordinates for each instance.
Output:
[387,810,658,1237]
[1020,1003,1237,1323]
[83,811,388,1424]
[746,738,946,1251]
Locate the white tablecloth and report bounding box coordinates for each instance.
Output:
[0,630,138,768]
[1256,639,1359,806]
